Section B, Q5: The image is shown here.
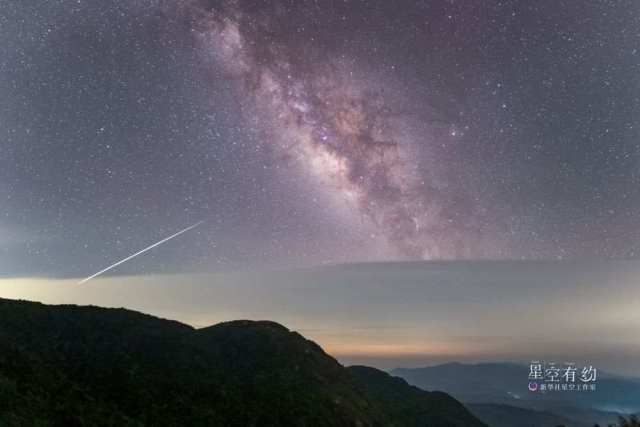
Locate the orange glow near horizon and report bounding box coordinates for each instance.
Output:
[1,265,640,376]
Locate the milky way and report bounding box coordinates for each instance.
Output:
[172,1,500,259]
[3,0,640,278]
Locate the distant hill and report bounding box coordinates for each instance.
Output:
[0,298,485,426]
[348,366,487,427]
[394,362,525,404]
[393,362,640,426]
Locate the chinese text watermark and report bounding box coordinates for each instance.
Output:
[528,361,597,392]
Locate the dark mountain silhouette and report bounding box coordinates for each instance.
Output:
[348,366,488,426]
[0,298,485,426]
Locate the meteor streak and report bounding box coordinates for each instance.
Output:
[78,221,204,284]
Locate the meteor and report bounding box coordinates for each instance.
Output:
[78,221,204,284]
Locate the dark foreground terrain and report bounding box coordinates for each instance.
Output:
[0,298,485,427]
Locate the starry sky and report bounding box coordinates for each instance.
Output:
[2,0,640,373]
[2,0,640,278]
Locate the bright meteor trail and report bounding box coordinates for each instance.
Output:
[78,221,204,284]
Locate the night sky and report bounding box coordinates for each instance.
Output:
[3,1,640,374]
[2,0,640,276]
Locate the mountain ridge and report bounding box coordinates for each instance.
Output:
[0,297,485,427]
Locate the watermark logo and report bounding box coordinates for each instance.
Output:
[528,361,597,392]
